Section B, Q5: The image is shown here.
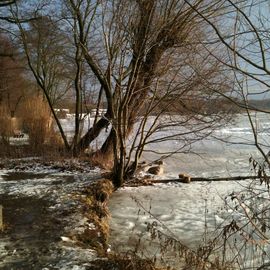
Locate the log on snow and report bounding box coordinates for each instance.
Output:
[0,205,3,231]
[151,175,263,184]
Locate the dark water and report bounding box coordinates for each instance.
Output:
[0,194,64,269]
[0,171,79,269]
[1,172,49,181]
[1,171,77,184]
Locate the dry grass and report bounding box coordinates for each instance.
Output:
[0,106,18,156]
[89,253,168,270]
[74,179,114,254]
[0,96,65,158]
[90,151,114,170]
[73,179,233,270]
[128,196,235,270]
[76,179,176,270]
[0,105,13,141]
[21,95,59,150]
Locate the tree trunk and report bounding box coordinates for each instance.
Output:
[77,116,110,153]
[112,165,124,188]
[98,128,124,188]
[100,129,115,155]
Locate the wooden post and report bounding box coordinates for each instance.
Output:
[0,205,3,231]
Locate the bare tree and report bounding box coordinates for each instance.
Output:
[65,0,235,186]
[0,0,15,7]
[177,1,270,268]
[5,0,235,186]
[0,34,28,117]
[11,10,74,151]
[182,0,270,161]
[10,1,108,155]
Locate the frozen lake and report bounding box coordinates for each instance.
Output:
[60,113,269,178]
[108,113,270,269]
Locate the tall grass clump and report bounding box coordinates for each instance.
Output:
[0,105,12,146]
[21,95,62,152]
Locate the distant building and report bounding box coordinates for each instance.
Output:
[90,108,106,117]
[54,108,70,119]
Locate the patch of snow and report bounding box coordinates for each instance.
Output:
[55,246,96,269]
[0,163,102,268]
[109,113,270,268]
[61,236,76,243]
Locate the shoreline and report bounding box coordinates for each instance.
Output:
[0,158,165,270]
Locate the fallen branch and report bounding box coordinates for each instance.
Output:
[151,175,263,184]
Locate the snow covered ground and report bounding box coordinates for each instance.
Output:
[108,113,270,269]
[0,161,102,269]
[2,112,270,268]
